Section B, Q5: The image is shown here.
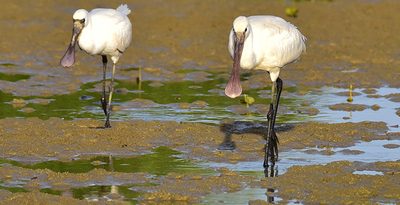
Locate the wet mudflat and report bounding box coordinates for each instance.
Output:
[1,0,400,204]
[0,118,398,204]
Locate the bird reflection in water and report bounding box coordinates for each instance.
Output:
[219,121,289,177]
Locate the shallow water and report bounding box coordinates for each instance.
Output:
[3,140,397,203]
[71,185,141,203]
[352,170,384,176]
[201,188,283,205]
[2,73,399,204]
[0,146,213,204]
[2,71,398,132]
[303,86,400,132]
[0,74,310,123]
[199,139,400,204]
[0,72,30,82]
[204,139,400,173]
[0,146,209,175]
[1,70,400,204]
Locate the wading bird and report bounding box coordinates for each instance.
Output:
[225,16,306,168]
[60,4,132,128]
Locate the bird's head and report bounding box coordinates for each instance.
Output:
[233,16,249,34]
[73,9,88,30]
[225,16,249,99]
[60,9,88,68]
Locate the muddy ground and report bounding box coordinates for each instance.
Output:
[0,119,398,204]
[1,0,400,204]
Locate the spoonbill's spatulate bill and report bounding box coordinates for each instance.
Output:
[60,4,132,128]
[225,16,306,170]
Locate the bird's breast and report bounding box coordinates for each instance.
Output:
[78,30,97,55]
[239,48,257,70]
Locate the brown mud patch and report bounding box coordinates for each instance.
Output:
[259,161,400,204]
[329,103,368,112]
[396,109,400,117]
[338,149,365,155]
[0,191,100,205]
[383,143,400,149]
[0,118,388,163]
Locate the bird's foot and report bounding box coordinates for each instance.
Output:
[270,129,279,161]
[100,97,108,116]
[264,164,278,178]
[104,118,112,128]
[103,103,113,128]
[264,129,279,168]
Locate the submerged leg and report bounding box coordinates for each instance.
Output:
[104,63,116,128]
[264,77,283,168]
[100,55,108,116]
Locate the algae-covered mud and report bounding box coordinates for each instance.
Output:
[1,0,400,204]
[0,119,398,204]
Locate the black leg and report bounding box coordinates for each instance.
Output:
[100,55,108,116]
[104,63,116,128]
[264,160,278,177]
[264,77,283,168]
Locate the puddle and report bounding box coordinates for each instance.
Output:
[0,147,209,176]
[352,170,384,176]
[0,63,17,68]
[40,188,62,196]
[302,86,400,132]
[0,76,310,124]
[0,82,99,119]
[0,146,215,204]
[1,182,145,203]
[1,74,399,131]
[0,183,28,193]
[205,139,400,174]
[94,78,308,124]
[201,188,282,205]
[0,72,30,82]
[72,185,140,203]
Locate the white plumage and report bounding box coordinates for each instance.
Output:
[228,15,306,82]
[60,4,132,128]
[76,5,132,64]
[225,15,306,168]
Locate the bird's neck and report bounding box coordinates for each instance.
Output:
[240,33,256,69]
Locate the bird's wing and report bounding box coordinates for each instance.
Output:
[89,9,132,53]
[249,16,306,67]
[90,8,126,25]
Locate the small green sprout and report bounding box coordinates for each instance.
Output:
[347,84,353,102]
[285,7,298,18]
[243,94,255,108]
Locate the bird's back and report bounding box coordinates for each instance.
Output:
[79,7,132,57]
[249,15,306,69]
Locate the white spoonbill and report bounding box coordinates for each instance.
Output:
[60,4,132,128]
[225,16,306,168]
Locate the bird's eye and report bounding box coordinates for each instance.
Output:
[80,19,85,24]
[245,28,248,32]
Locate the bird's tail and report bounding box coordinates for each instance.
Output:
[116,4,131,16]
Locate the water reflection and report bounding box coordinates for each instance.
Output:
[206,139,400,174]
[201,187,283,204]
[218,120,294,174]
[264,165,278,178]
